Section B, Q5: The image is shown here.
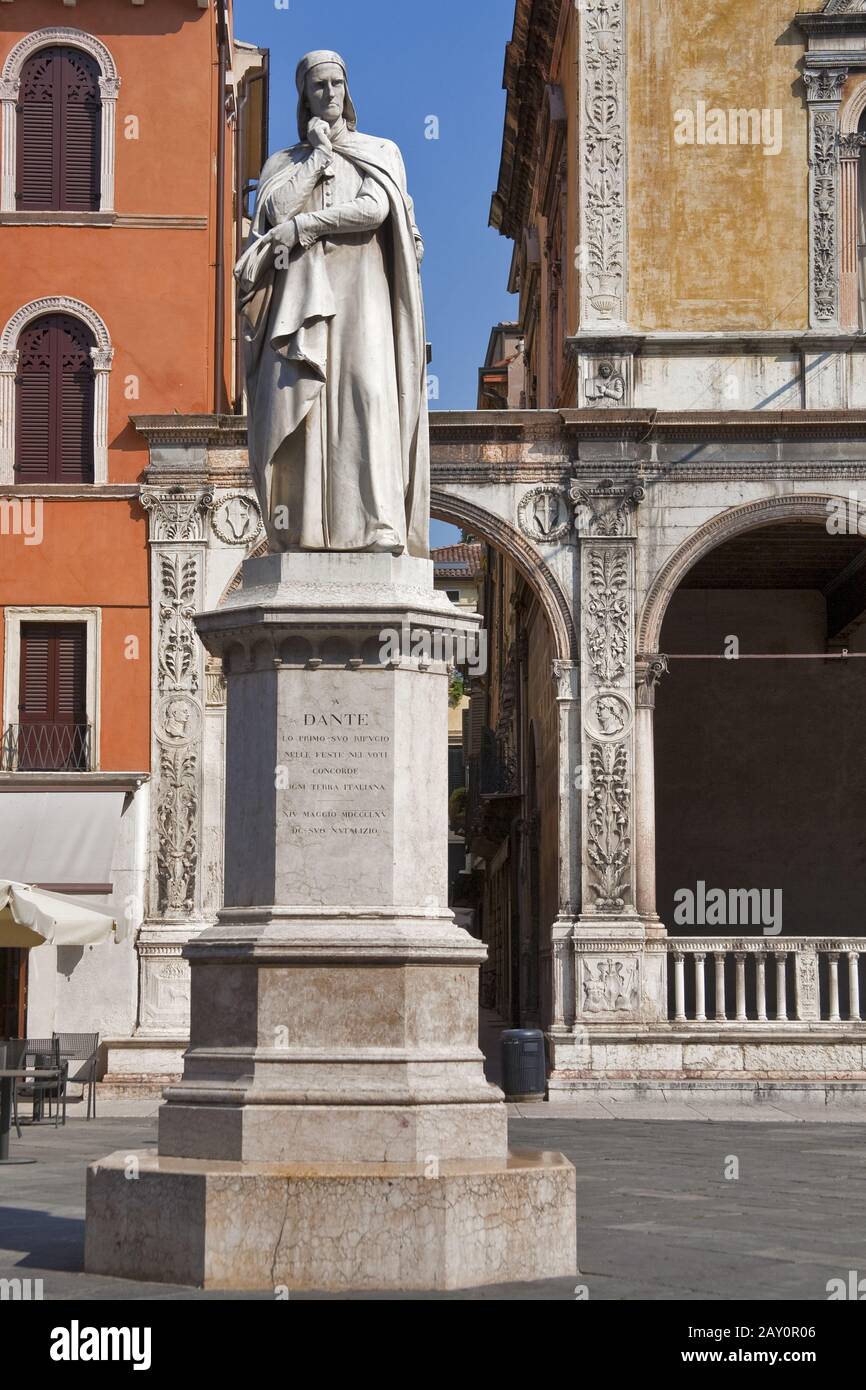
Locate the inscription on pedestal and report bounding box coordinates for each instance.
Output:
[274,680,396,904]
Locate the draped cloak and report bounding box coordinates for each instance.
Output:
[236,129,429,557]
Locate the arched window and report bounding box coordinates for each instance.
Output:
[16,45,101,211]
[15,313,95,482]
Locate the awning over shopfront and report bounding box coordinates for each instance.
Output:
[0,791,126,895]
[0,880,116,949]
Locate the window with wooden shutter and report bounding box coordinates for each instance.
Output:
[18,622,88,770]
[15,314,95,483]
[16,45,101,211]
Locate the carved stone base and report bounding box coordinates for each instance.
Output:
[573,920,668,1025]
[85,550,576,1290]
[85,1149,577,1291]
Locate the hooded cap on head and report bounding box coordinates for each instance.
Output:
[296,50,357,141]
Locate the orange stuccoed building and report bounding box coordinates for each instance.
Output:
[0,0,267,1080]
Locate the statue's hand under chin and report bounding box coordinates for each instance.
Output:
[307,117,334,155]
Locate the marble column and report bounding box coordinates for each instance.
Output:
[633,653,668,928]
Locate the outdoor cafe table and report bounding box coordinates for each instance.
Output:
[0,1068,61,1164]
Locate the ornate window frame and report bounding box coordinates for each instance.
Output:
[0,296,114,485]
[0,27,120,214]
[2,606,102,770]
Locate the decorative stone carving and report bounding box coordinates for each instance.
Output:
[141,488,214,544]
[804,68,848,105]
[811,108,841,323]
[517,486,571,542]
[143,486,212,928]
[587,741,631,911]
[584,690,633,741]
[795,945,821,1022]
[156,555,200,694]
[583,359,627,406]
[572,478,644,537]
[636,652,669,709]
[581,956,639,1013]
[838,131,866,157]
[211,492,263,545]
[155,747,198,916]
[138,949,192,1033]
[205,661,227,708]
[157,693,201,746]
[580,0,627,326]
[804,68,846,326]
[586,547,629,684]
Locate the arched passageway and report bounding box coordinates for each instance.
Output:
[655,517,866,942]
[430,493,566,1042]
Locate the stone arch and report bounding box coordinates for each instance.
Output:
[1,295,112,354]
[0,295,113,483]
[840,74,866,135]
[0,28,121,213]
[638,493,850,655]
[430,488,577,661]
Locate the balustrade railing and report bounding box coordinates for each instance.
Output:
[664,939,865,1024]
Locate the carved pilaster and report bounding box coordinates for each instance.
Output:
[580,531,637,917]
[571,478,644,538]
[805,66,847,327]
[579,0,628,327]
[141,488,214,924]
[795,943,821,1022]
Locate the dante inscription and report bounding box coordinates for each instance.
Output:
[277,704,393,840]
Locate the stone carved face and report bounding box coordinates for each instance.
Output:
[164,700,191,739]
[596,696,625,735]
[305,63,346,126]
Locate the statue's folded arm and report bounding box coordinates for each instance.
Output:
[263,147,333,225]
[295,177,390,247]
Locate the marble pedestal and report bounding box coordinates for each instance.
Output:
[86,552,576,1290]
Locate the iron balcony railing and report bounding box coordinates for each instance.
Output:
[0,722,92,772]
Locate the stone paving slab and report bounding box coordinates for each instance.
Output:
[1,1115,865,1299]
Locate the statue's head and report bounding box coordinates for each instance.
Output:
[296,50,357,141]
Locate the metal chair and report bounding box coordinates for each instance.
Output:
[53,1032,99,1120]
[13,1037,62,1130]
[2,1038,24,1139]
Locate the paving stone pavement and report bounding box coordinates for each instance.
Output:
[1,1112,864,1300]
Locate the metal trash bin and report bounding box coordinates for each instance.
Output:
[501,1028,546,1101]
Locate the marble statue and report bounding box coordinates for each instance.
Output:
[236,50,429,557]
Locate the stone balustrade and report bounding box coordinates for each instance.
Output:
[664,938,864,1025]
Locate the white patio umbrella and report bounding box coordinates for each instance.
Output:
[0,880,116,949]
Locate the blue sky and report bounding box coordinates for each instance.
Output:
[234,0,518,547]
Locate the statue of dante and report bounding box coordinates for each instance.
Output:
[236,50,429,556]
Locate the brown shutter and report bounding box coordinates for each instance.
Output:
[19,626,52,721]
[19,623,87,771]
[59,48,101,210]
[16,46,100,211]
[15,314,95,483]
[16,48,56,210]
